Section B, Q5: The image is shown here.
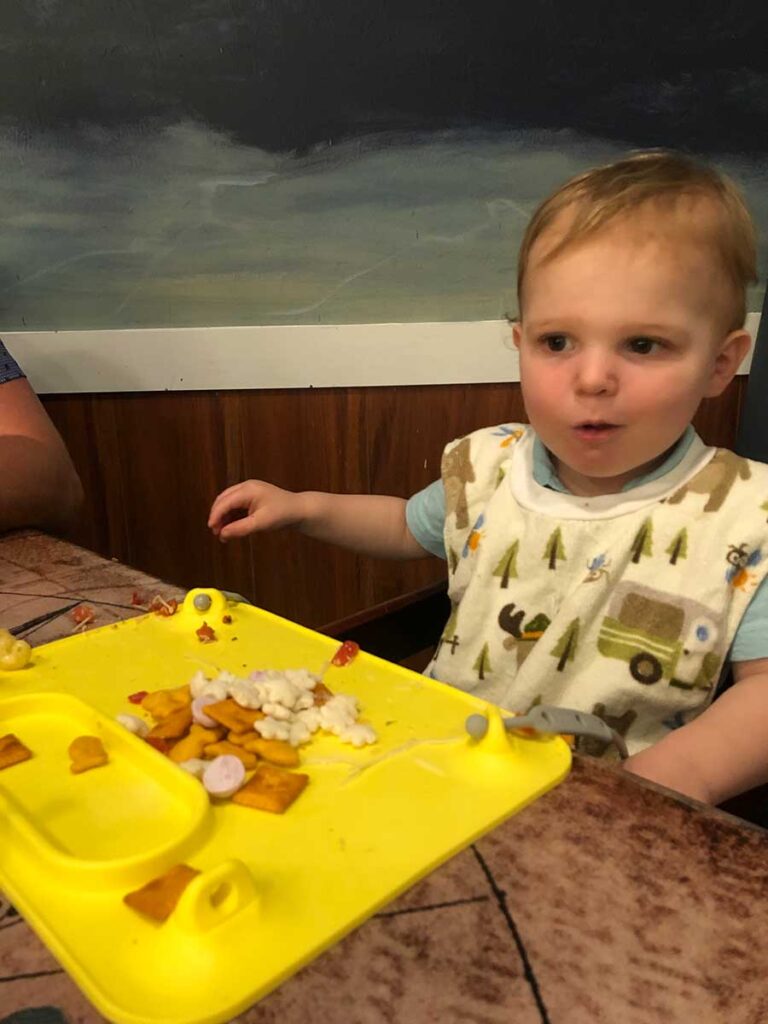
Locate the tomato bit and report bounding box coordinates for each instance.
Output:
[331,640,359,667]
[196,622,217,643]
[128,690,149,705]
[149,596,178,617]
[70,605,96,632]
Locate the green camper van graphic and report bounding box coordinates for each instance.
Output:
[597,582,721,690]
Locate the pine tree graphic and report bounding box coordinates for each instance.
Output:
[543,527,566,570]
[473,643,492,680]
[630,517,654,564]
[551,618,580,672]
[492,541,520,588]
[665,527,688,565]
[438,601,460,655]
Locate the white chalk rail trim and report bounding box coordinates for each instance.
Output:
[2,313,760,395]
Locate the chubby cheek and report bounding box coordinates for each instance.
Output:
[625,375,703,422]
[519,362,564,420]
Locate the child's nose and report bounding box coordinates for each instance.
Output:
[574,352,618,395]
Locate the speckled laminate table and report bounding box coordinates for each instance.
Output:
[1,531,767,1024]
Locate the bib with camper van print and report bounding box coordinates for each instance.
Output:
[428,424,768,757]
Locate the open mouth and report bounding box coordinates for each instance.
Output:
[573,421,621,438]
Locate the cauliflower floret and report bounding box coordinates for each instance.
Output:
[229,679,264,709]
[260,676,303,709]
[262,701,293,721]
[116,713,149,737]
[288,719,313,747]
[294,691,315,711]
[284,668,320,691]
[319,694,359,734]
[198,679,229,702]
[253,716,291,742]
[326,693,359,717]
[295,706,322,732]
[178,758,207,778]
[337,722,377,748]
[222,667,377,750]
[188,670,211,699]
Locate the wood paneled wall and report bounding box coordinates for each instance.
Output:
[42,377,746,628]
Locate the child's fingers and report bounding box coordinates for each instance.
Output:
[208,486,253,528]
[218,517,259,542]
[218,507,280,541]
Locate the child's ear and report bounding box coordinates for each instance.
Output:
[705,329,752,397]
[512,322,523,350]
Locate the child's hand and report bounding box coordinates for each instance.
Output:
[208,481,306,542]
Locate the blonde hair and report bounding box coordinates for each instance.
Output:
[517,150,757,330]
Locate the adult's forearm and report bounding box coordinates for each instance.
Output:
[298,492,430,560]
[0,435,83,534]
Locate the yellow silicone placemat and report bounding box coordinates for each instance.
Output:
[0,588,570,1024]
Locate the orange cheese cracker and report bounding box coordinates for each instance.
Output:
[204,698,264,733]
[231,763,309,814]
[123,863,200,922]
[141,686,191,721]
[238,735,300,767]
[202,740,258,769]
[69,736,108,774]
[0,733,32,770]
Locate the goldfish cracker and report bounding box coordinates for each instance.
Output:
[168,724,223,763]
[203,740,258,770]
[69,736,108,774]
[225,730,252,747]
[146,705,193,741]
[190,723,225,743]
[0,629,31,671]
[0,733,32,770]
[238,735,300,767]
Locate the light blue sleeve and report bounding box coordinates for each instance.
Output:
[405,479,447,559]
[731,575,768,661]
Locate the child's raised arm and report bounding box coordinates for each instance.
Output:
[208,481,431,561]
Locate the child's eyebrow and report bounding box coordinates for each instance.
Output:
[525,318,691,341]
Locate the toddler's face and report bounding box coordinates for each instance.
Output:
[513,218,749,496]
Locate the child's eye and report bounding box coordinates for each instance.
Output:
[627,336,662,355]
[541,334,571,352]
